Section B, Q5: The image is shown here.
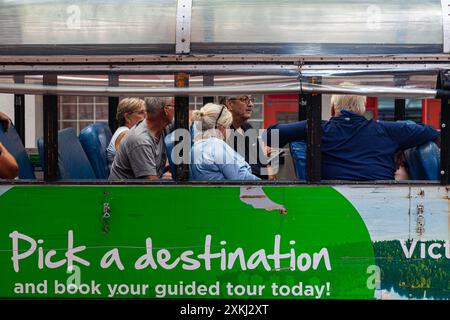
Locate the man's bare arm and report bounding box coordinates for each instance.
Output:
[0,142,19,179]
[142,175,160,180]
[0,112,12,132]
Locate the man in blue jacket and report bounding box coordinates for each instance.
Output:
[263,94,439,180]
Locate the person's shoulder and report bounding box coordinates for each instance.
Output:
[124,123,151,145]
[207,137,230,151]
[377,120,425,130]
[114,126,129,134]
[368,120,404,136]
[211,137,228,144]
[111,126,129,141]
[377,120,402,126]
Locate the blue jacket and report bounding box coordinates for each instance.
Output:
[264,112,439,180]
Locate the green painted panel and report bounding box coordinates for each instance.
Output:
[0,185,374,299]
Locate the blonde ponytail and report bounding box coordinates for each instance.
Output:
[193,103,232,131]
[191,110,205,122]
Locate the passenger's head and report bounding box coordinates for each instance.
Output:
[330,83,366,116]
[144,97,174,124]
[116,98,146,128]
[192,103,233,140]
[331,94,366,116]
[219,95,254,123]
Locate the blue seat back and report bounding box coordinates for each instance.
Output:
[190,123,199,145]
[37,128,96,179]
[79,123,112,179]
[289,141,307,180]
[165,128,194,178]
[0,123,35,179]
[404,142,440,180]
[164,131,177,177]
[37,137,44,168]
[289,138,440,181]
[396,120,440,180]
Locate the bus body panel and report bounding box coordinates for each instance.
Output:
[0,184,448,300]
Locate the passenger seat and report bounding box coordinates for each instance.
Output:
[79,123,112,179]
[37,128,96,179]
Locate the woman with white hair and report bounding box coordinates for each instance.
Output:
[190,103,260,181]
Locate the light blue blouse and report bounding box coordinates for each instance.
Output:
[190,137,260,181]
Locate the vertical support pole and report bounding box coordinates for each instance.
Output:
[394,99,406,121]
[43,74,58,181]
[305,77,322,182]
[174,73,190,181]
[298,95,307,121]
[13,75,25,144]
[108,75,119,133]
[203,75,214,105]
[439,71,449,185]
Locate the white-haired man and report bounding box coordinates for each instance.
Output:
[263,93,439,180]
[109,97,174,180]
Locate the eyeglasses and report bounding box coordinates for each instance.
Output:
[131,110,146,115]
[228,96,255,104]
[215,105,226,128]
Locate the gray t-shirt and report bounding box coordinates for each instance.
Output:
[109,120,170,179]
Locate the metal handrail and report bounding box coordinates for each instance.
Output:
[0,82,438,98]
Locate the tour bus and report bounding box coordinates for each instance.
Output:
[0,0,449,301]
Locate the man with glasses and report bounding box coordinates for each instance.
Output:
[109,97,174,180]
[220,95,272,180]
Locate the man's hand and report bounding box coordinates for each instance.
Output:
[162,171,172,180]
[0,112,12,132]
[265,164,278,180]
[434,136,441,148]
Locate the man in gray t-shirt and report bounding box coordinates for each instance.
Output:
[109,97,174,180]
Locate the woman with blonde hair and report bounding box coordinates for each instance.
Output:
[190,103,260,181]
[107,97,146,168]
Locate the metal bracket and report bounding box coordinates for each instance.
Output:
[102,202,111,233]
[103,202,111,219]
[416,204,425,237]
[175,0,192,54]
